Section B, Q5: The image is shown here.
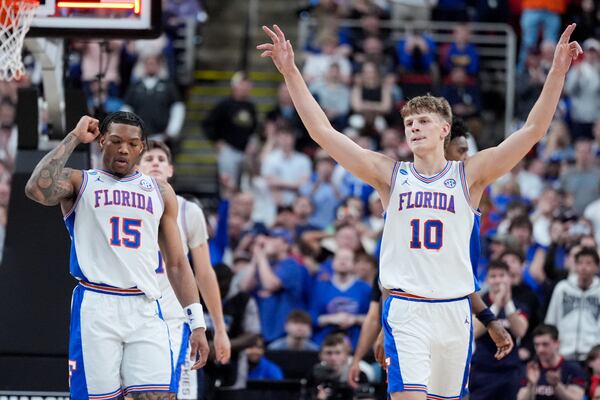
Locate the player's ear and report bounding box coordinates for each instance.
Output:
[98,134,105,149]
[441,121,451,140]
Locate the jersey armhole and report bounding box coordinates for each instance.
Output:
[63,170,88,220]
[151,177,165,213]
[388,161,401,198]
[458,161,481,216]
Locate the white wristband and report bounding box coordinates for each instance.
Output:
[490,304,499,316]
[184,303,206,330]
[505,300,517,316]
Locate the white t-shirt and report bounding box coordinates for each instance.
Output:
[261,149,312,206]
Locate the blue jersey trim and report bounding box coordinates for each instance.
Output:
[69,285,89,399]
[469,215,481,292]
[64,170,88,220]
[66,212,87,282]
[459,298,474,399]
[156,301,176,392]
[172,323,191,394]
[383,296,404,393]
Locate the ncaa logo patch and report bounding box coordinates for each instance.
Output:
[399,169,408,175]
[139,179,154,192]
[444,178,457,188]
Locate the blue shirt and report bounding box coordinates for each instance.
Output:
[310,279,371,349]
[301,177,347,229]
[248,357,284,381]
[444,43,480,75]
[255,257,307,342]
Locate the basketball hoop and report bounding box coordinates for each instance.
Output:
[0,0,39,81]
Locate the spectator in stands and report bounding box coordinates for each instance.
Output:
[239,230,307,343]
[560,138,600,214]
[353,36,396,78]
[303,33,353,86]
[0,100,16,168]
[587,345,600,400]
[517,324,586,400]
[310,333,367,400]
[268,310,319,351]
[73,40,123,95]
[443,24,480,76]
[564,38,600,140]
[350,61,394,121]
[539,121,574,163]
[501,249,542,360]
[530,187,560,247]
[203,71,258,187]
[470,260,529,400]
[265,83,311,153]
[545,247,600,361]
[516,49,547,125]
[584,182,600,244]
[354,251,377,286]
[300,150,348,229]
[246,336,284,381]
[310,248,371,349]
[442,67,482,122]
[293,196,321,237]
[202,263,261,393]
[310,63,352,130]
[122,54,185,144]
[86,80,123,120]
[475,0,510,23]
[395,30,437,75]
[517,0,566,72]
[261,127,312,207]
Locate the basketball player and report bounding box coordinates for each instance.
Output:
[348,119,513,387]
[139,140,231,399]
[258,23,582,400]
[25,112,210,399]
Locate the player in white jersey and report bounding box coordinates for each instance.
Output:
[257,23,582,400]
[25,112,210,400]
[139,140,231,399]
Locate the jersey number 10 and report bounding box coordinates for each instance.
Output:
[410,219,443,250]
[109,217,142,248]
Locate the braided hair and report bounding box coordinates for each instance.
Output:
[99,111,146,141]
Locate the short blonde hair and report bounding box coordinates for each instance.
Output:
[400,95,453,125]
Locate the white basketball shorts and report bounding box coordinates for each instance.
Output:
[382,290,473,399]
[68,282,174,399]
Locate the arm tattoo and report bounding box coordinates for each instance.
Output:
[131,392,175,400]
[25,133,80,205]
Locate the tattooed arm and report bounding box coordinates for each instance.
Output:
[25,116,101,209]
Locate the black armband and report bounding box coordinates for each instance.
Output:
[476,307,497,327]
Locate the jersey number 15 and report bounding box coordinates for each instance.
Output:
[109,217,142,248]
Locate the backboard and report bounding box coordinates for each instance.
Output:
[28,0,161,38]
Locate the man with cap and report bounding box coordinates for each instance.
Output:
[239,228,308,343]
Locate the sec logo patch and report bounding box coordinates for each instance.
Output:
[444,178,456,188]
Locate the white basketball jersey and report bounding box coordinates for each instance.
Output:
[157,195,209,320]
[379,161,480,299]
[64,169,164,299]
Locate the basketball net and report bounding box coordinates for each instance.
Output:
[0,0,39,81]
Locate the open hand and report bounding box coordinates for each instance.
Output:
[552,23,583,75]
[487,320,513,360]
[257,25,297,76]
[213,329,232,364]
[189,328,210,370]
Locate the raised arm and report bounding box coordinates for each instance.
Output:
[465,24,582,193]
[157,181,209,369]
[25,116,100,209]
[257,25,395,196]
